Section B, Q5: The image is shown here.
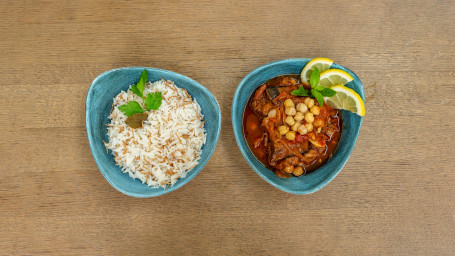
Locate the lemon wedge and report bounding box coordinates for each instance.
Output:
[319,69,354,87]
[324,85,365,116]
[300,58,333,83]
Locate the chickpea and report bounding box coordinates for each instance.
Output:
[286,131,296,141]
[294,112,304,121]
[310,105,320,115]
[304,97,310,106]
[305,123,313,132]
[293,166,304,176]
[285,116,295,126]
[291,121,301,131]
[278,125,289,135]
[307,98,315,108]
[284,99,294,108]
[284,165,294,174]
[304,112,314,123]
[296,103,308,113]
[268,109,277,118]
[314,118,324,128]
[298,125,308,135]
[285,107,296,116]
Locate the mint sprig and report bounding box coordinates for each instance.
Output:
[118,69,163,117]
[310,67,320,89]
[319,87,337,97]
[291,67,337,106]
[291,86,309,96]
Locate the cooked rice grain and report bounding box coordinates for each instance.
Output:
[105,79,206,188]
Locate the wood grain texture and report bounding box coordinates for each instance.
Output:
[1,0,454,255]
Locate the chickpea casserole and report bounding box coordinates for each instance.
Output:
[243,75,342,178]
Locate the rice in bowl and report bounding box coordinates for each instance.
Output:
[105,79,206,188]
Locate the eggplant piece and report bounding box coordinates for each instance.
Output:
[266,86,280,100]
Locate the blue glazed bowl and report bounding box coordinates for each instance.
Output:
[232,59,364,194]
[86,67,221,197]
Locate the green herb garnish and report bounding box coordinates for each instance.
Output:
[291,86,309,96]
[129,69,148,98]
[310,67,321,89]
[291,67,337,106]
[118,101,144,117]
[144,92,162,111]
[118,69,163,119]
[311,88,323,107]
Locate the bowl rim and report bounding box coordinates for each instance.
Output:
[232,58,363,194]
[85,66,221,197]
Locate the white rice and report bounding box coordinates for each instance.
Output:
[105,79,206,188]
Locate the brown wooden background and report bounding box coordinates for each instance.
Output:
[1,0,454,255]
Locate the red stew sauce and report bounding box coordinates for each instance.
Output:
[242,75,342,178]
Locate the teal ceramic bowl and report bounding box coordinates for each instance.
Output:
[86,67,221,197]
[232,59,364,194]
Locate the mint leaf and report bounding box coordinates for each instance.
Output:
[129,69,148,98]
[319,87,337,97]
[144,92,162,110]
[311,89,324,107]
[291,86,309,96]
[310,67,320,88]
[118,101,144,116]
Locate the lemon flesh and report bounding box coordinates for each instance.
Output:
[324,85,365,116]
[319,69,354,88]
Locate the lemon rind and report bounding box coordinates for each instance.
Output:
[319,69,354,82]
[326,85,365,116]
[300,58,334,82]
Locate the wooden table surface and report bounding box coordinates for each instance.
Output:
[1,0,454,255]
